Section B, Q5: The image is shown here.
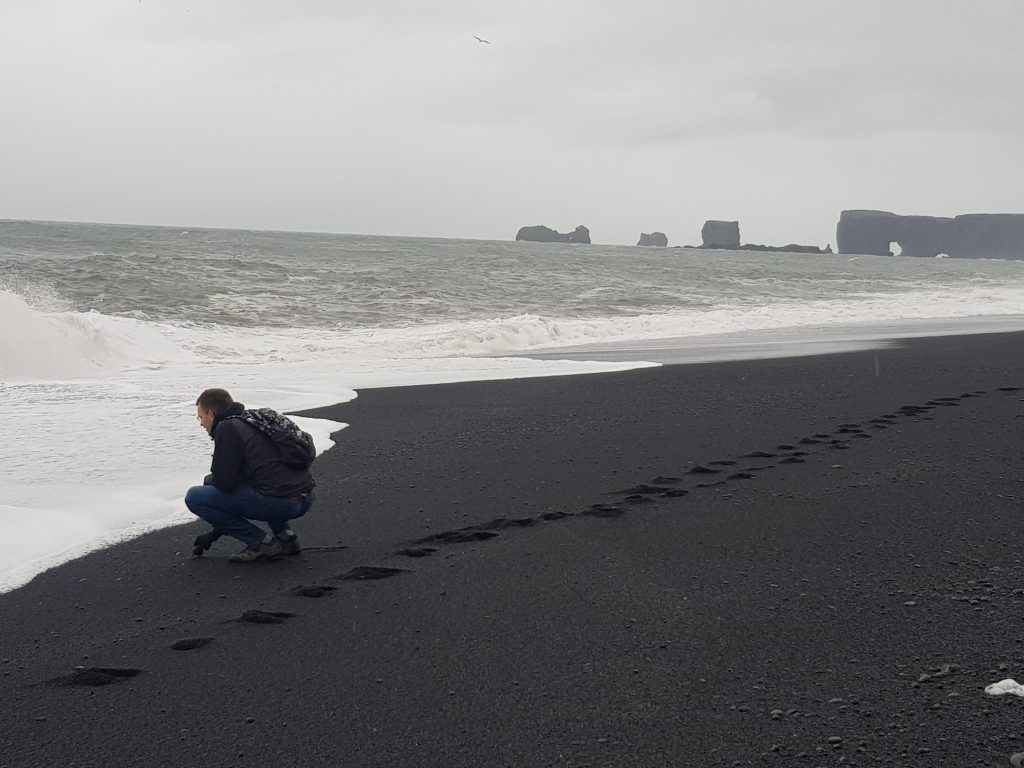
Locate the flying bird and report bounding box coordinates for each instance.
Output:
[474,36,491,44]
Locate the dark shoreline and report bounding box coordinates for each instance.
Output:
[4,332,1024,766]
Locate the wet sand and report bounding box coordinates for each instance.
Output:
[3,332,1024,767]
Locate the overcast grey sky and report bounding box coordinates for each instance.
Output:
[2,1,1021,246]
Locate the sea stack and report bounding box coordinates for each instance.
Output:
[515,225,591,244]
[637,232,668,247]
[701,221,740,250]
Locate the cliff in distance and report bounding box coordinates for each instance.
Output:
[515,225,591,244]
[837,210,1024,259]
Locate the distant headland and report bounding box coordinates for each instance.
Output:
[515,225,591,244]
[514,210,1024,259]
[837,210,1024,259]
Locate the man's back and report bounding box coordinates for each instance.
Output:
[211,418,315,498]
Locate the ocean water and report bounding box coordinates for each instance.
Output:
[3,219,1024,592]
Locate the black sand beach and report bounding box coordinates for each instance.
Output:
[4,332,1024,767]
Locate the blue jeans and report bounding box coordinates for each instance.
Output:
[184,485,313,549]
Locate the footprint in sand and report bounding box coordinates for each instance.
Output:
[301,544,348,554]
[898,405,933,415]
[482,517,538,530]
[236,610,296,625]
[617,484,672,495]
[334,566,407,581]
[395,547,438,558]
[583,504,627,518]
[416,529,499,544]
[541,511,573,521]
[54,667,143,687]
[170,637,214,651]
[288,585,337,598]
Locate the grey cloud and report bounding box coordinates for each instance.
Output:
[0,0,1021,245]
[427,1,1024,144]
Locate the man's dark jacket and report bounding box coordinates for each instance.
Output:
[207,403,315,497]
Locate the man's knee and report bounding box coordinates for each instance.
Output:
[185,485,215,512]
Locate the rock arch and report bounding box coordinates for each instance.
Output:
[837,210,1024,259]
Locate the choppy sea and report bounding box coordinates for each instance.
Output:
[4,219,1024,592]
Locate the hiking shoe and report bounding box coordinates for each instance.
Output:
[278,534,301,556]
[228,540,283,563]
[192,530,221,557]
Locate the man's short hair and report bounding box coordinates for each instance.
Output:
[196,388,234,414]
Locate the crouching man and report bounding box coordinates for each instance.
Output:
[186,388,316,562]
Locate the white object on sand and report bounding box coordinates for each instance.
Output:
[985,679,1024,697]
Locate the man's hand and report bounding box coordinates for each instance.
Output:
[203,473,215,485]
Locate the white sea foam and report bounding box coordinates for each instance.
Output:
[158,284,1024,364]
[0,288,189,380]
[6,275,1024,379]
[0,293,656,593]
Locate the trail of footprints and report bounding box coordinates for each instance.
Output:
[47,387,1022,687]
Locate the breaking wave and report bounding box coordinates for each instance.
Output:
[4,278,1024,380]
[0,288,190,380]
